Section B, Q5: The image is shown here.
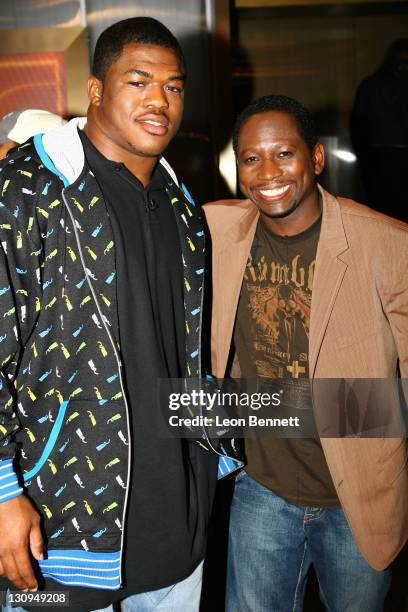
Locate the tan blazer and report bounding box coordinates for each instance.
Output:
[203,186,408,570]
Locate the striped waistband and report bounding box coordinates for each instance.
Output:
[39,549,121,590]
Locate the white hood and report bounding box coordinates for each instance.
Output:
[36,117,179,187]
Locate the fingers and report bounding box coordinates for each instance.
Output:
[0,496,43,590]
[12,545,38,591]
[1,552,36,591]
[29,522,44,562]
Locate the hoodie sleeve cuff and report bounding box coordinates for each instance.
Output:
[0,458,23,502]
[217,456,244,480]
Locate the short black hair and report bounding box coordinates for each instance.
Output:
[232,95,318,154]
[92,17,184,82]
[379,38,408,76]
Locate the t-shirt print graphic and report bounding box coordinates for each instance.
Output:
[246,279,311,379]
[235,215,321,381]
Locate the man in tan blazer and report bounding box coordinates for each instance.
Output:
[204,95,408,612]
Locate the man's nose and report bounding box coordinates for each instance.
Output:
[143,84,169,110]
[258,158,282,180]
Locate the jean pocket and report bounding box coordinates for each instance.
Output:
[146,585,174,606]
[235,469,247,483]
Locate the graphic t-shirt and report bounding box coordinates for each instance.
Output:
[234,215,339,507]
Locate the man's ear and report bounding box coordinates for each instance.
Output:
[88,76,103,106]
[313,143,325,176]
[0,141,17,160]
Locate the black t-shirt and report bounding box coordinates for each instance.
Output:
[27,131,204,612]
[235,215,339,507]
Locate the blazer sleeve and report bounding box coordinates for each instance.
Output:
[376,222,408,404]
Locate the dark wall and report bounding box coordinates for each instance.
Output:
[0,0,219,202]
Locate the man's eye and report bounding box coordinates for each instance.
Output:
[278,151,292,158]
[166,85,183,94]
[245,156,258,164]
[129,81,145,88]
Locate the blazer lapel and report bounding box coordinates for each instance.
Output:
[309,187,349,376]
[212,201,259,377]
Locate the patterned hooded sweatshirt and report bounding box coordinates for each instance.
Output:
[0,118,240,590]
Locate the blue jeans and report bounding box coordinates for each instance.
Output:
[226,472,391,612]
[2,560,203,612]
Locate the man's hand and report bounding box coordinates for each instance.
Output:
[0,495,44,590]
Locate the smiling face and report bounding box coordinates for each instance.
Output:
[237,111,324,234]
[87,43,184,176]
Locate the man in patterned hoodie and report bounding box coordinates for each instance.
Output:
[0,17,235,612]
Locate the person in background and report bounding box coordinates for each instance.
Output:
[351,39,408,222]
[204,95,408,612]
[0,109,66,159]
